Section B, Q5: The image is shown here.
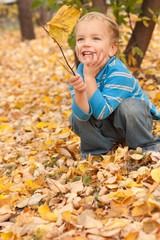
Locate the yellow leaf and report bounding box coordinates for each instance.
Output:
[151,167,160,182]
[24,180,41,191]
[15,101,25,109]
[34,224,53,238]
[0,194,8,199]
[148,85,155,90]
[29,156,35,162]
[24,126,34,132]
[48,122,57,129]
[126,180,143,188]
[36,122,48,129]
[0,197,12,208]
[46,139,54,145]
[29,151,37,156]
[109,189,134,199]
[44,96,51,103]
[36,122,57,129]
[60,128,71,134]
[128,54,137,66]
[78,164,87,173]
[0,117,8,122]
[63,110,72,116]
[0,124,15,132]
[105,218,130,230]
[124,232,139,240]
[54,95,62,103]
[155,92,160,100]
[62,211,71,221]
[47,5,82,42]
[114,146,128,162]
[38,204,58,222]
[1,232,14,240]
[74,237,88,240]
[132,203,148,217]
[143,20,149,27]
[100,155,113,167]
[85,196,94,204]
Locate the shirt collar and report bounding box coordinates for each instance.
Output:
[96,56,115,81]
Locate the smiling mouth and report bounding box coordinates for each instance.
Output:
[82,51,95,56]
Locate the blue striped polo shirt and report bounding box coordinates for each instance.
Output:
[69,56,160,121]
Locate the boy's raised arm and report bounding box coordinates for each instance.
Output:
[69,73,90,114]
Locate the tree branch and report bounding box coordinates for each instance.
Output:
[42,26,75,75]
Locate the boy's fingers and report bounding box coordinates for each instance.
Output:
[96,52,107,68]
[73,80,86,92]
[69,74,85,90]
[77,83,86,92]
[93,53,98,63]
[70,73,80,82]
[98,52,105,62]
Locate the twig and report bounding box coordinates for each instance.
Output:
[57,59,73,75]
[42,26,75,75]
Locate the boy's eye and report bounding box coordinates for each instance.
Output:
[77,38,84,41]
[93,37,101,40]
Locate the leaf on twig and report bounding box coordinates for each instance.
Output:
[47,5,82,43]
[43,5,81,75]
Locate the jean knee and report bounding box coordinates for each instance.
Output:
[69,113,77,131]
[69,113,82,136]
[69,113,73,127]
[116,98,144,119]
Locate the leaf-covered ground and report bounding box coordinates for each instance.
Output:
[0,23,160,240]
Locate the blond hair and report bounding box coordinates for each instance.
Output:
[76,12,119,44]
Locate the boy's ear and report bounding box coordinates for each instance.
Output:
[109,42,118,57]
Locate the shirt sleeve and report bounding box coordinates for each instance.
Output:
[90,63,136,120]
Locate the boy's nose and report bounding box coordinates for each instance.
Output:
[83,38,91,46]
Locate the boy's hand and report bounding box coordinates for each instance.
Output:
[69,73,90,113]
[83,52,107,79]
[76,46,107,79]
[69,73,86,93]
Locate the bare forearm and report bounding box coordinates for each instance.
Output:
[85,77,98,99]
[75,90,90,113]
[69,73,90,113]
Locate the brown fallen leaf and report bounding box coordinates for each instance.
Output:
[0,213,12,223]
[0,13,160,240]
[82,215,103,229]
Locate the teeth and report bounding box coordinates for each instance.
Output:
[83,52,93,56]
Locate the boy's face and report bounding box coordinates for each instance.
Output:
[75,18,116,65]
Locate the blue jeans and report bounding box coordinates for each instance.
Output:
[69,99,160,156]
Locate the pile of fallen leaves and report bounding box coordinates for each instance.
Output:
[0,21,160,240]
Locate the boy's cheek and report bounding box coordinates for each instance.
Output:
[75,45,80,56]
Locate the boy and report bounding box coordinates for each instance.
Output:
[69,12,160,159]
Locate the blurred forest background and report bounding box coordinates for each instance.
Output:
[0,0,160,68]
[0,1,160,240]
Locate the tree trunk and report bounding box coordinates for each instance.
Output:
[124,0,160,67]
[92,0,107,14]
[17,0,35,40]
[35,7,52,26]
